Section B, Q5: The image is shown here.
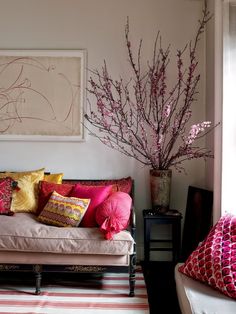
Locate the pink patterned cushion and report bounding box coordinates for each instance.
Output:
[0,177,16,215]
[179,214,236,299]
[69,184,113,227]
[96,192,132,240]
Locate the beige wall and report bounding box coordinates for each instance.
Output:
[0,0,209,260]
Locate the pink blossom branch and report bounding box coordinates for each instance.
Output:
[85,1,215,172]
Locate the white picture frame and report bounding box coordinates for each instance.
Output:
[0,49,86,141]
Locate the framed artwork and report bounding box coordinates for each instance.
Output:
[0,50,86,141]
[181,185,213,261]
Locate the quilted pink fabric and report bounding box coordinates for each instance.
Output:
[96,192,132,240]
[70,184,113,227]
[179,214,236,299]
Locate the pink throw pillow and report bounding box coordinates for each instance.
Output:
[95,192,132,239]
[179,214,236,299]
[69,184,112,227]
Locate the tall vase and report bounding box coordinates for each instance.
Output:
[150,169,172,212]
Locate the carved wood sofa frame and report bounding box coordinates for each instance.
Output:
[0,178,136,297]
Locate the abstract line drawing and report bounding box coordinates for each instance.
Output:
[0,50,86,141]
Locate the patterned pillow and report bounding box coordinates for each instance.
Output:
[44,173,64,184]
[179,214,236,299]
[70,177,133,195]
[69,184,113,227]
[111,177,133,194]
[96,192,132,239]
[37,181,75,215]
[37,191,90,227]
[0,168,45,213]
[0,177,17,215]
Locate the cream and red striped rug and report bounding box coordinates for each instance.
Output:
[0,269,149,313]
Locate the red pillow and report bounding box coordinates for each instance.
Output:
[0,177,16,215]
[69,184,113,227]
[112,177,133,194]
[95,192,132,239]
[71,177,133,194]
[37,181,75,215]
[179,214,236,299]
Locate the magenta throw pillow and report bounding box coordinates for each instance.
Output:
[95,191,132,239]
[179,214,236,299]
[69,184,112,227]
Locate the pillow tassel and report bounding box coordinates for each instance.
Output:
[100,216,121,240]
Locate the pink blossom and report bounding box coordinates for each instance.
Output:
[163,103,171,118]
[85,4,214,171]
[186,121,211,145]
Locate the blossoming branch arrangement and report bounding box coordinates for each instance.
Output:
[85,1,213,173]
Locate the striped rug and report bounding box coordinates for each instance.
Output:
[0,268,149,313]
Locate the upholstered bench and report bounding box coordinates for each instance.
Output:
[0,175,136,296]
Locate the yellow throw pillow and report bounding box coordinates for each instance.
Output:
[38,191,90,227]
[5,168,45,175]
[0,168,45,213]
[44,173,64,184]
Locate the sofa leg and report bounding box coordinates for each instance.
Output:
[129,254,136,297]
[33,265,42,295]
[34,272,41,295]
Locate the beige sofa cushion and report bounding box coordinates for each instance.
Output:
[0,213,134,255]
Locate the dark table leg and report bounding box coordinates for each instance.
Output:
[144,219,151,262]
[172,219,181,263]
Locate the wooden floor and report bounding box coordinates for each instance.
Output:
[142,261,181,314]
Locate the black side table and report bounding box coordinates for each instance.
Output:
[143,209,182,263]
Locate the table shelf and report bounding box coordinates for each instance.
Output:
[143,209,182,263]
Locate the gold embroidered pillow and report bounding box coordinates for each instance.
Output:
[44,173,64,184]
[0,168,45,213]
[37,191,90,227]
